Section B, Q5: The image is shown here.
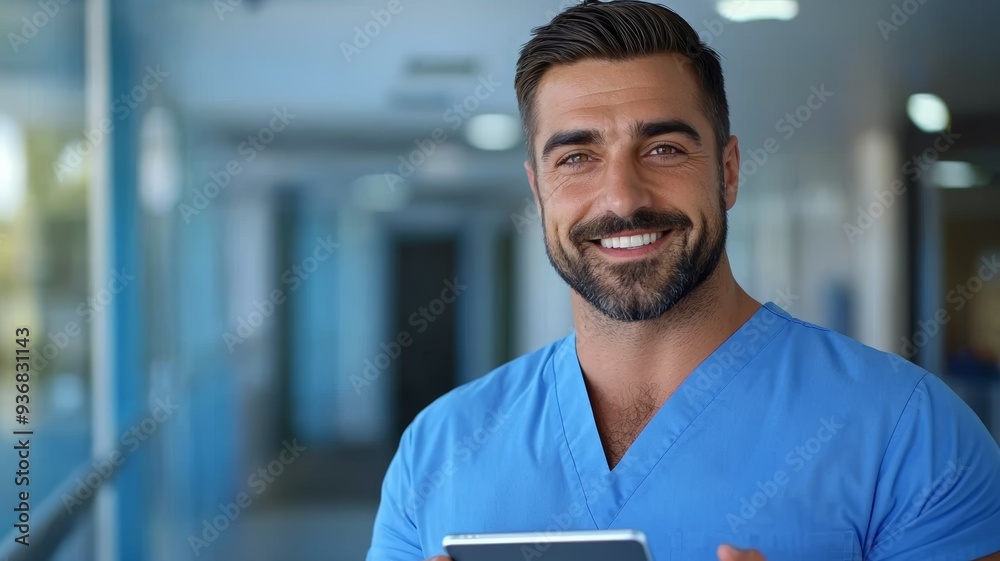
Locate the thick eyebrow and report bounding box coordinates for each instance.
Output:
[631,119,702,147]
[539,119,702,162]
[540,129,605,162]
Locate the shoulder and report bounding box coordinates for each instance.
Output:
[864,364,1000,558]
[764,303,928,387]
[401,334,568,444]
[765,302,995,451]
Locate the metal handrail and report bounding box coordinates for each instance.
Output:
[0,458,117,561]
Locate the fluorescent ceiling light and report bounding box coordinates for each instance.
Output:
[931,161,980,189]
[0,115,26,222]
[465,114,521,151]
[717,0,799,22]
[907,93,950,133]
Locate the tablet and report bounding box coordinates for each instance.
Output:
[442,529,652,561]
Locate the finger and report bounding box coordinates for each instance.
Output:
[717,544,767,561]
[426,557,453,561]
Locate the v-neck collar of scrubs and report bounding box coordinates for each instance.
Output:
[551,302,789,529]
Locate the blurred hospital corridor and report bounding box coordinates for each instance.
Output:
[0,0,999,559]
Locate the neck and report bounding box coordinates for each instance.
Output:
[572,254,761,402]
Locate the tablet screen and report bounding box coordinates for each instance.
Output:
[442,529,652,561]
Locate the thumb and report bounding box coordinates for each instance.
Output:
[717,544,766,561]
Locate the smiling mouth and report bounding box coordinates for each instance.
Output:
[590,230,669,249]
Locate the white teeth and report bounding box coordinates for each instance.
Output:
[599,231,663,249]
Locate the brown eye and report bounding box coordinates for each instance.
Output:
[650,145,682,156]
[560,153,592,167]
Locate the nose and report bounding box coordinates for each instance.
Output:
[597,153,653,218]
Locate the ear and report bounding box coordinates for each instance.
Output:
[722,135,741,211]
[524,160,542,216]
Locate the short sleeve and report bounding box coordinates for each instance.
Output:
[866,373,1000,561]
[367,426,425,561]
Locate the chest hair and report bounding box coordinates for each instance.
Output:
[589,383,663,470]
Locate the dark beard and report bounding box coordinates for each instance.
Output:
[542,194,728,322]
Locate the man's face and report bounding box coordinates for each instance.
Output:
[525,53,740,322]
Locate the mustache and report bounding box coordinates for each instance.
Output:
[569,208,694,244]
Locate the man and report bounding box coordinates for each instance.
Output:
[366,1,1000,560]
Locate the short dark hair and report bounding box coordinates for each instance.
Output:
[514,0,730,170]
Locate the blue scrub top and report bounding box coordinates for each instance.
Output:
[367,302,1000,561]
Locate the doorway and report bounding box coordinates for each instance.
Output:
[391,237,459,438]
